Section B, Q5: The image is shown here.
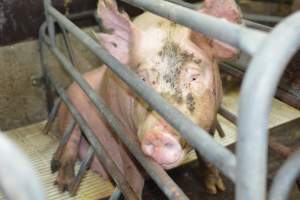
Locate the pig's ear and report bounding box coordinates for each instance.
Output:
[191,0,242,60]
[95,0,135,65]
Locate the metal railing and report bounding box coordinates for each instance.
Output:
[39,0,300,199]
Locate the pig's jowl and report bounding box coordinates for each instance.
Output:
[53,0,242,198]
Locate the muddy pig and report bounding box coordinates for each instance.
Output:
[53,0,242,197]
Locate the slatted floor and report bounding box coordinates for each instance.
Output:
[1,84,300,199]
[1,122,114,200]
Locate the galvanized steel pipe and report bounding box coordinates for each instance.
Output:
[269,150,300,200]
[120,0,267,55]
[43,0,56,47]
[236,11,300,200]
[46,5,237,181]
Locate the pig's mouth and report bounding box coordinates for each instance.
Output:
[158,149,185,169]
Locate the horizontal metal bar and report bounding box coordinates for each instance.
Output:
[269,150,300,200]
[46,5,237,181]
[41,33,188,200]
[236,12,300,200]
[0,133,45,200]
[165,0,201,9]
[66,10,95,20]
[243,19,272,32]
[244,13,283,24]
[45,70,139,200]
[120,0,267,55]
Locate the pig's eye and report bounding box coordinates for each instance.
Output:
[190,74,200,82]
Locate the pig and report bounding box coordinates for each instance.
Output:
[52,0,242,197]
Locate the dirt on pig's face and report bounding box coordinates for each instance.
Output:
[133,22,217,169]
[97,0,241,169]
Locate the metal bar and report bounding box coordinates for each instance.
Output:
[236,12,300,200]
[108,188,123,200]
[269,150,300,200]
[51,118,77,173]
[164,0,201,9]
[66,10,95,21]
[46,6,237,181]
[244,13,283,24]
[219,106,295,158]
[216,120,225,138]
[43,0,56,47]
[38,23,56,113]
[118,0,267,55]
[0,132,45,200]
[60,26,76,66]
[45,71,139,200]
[243,19,272,32]
[219,106,237,124]
[43,98,61,135]
[41,33,188,200]
[70,147,94,196]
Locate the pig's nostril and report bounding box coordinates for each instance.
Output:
[143,143,155,155]
[165,142,174,149]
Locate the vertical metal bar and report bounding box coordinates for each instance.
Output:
[236,12,300,200]
[216,120,225,138]
[269,150,300,200]
[38,23,56,113]
[44,0,56,47]
[43,98,61,135]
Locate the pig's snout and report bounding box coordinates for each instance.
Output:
[141,131,185,169]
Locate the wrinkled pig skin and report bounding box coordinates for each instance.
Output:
[53,0,242,197]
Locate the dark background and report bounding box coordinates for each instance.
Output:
[0,0,295,46]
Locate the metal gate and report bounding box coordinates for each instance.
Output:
[38,0,300,199]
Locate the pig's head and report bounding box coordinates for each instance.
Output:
[97,0,241,169]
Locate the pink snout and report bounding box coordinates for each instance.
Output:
[141,131,185,169]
